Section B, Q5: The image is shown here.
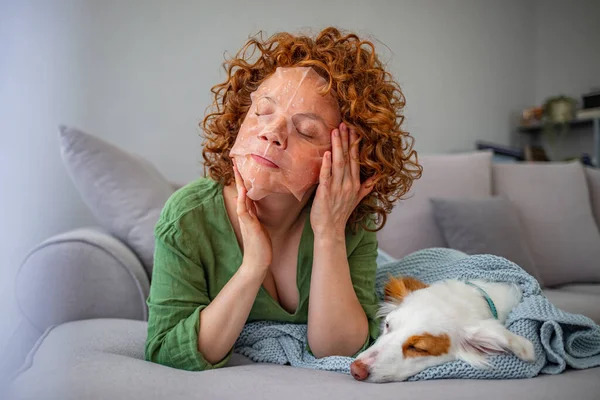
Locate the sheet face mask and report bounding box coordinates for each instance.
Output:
[230,67,340,201]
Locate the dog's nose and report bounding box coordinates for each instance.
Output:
[350,360,369,381]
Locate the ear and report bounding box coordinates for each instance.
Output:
[457,319,512,368]
[384,275,428,303]
[375,301,398,319]
[357,175,378,202]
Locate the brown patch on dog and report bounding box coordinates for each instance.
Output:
[402,333,451,358]
[384,276,428,303]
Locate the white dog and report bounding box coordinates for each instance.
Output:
[351,276,536,382]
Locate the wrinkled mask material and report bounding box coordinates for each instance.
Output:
[230,67,339,201]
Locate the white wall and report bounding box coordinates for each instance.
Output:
[532,0,600,161]
[1,0,99,351]
[534,0,600,104]
[0,0,540,362]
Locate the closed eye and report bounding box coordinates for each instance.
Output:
[254,111,273,117]
[295,122,319,139]
[297,130,314,139]
[407,344,429,354]
[292,115,327,139]
[253,112,315,139]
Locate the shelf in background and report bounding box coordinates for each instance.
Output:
[516,117,599,168]
[475,140,524,160]
[517,117,599,133]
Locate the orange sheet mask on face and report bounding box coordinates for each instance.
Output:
[230,67,341,201]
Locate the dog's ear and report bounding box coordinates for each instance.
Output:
[384,275,428,303]
[457,319,511,368]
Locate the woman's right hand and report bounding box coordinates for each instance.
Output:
[232,162,273,272]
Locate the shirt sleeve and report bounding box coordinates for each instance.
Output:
[144,220,233,371]
[347,228,381,356]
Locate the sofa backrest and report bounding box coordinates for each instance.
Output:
[586,167,600,230]
[376,151,493,259]
[492,161,600,287]
[377,152,600,287]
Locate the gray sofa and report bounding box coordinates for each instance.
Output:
[5,128,600,399]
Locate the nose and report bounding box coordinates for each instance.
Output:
[258,116,288,148]
[350,360,369,381]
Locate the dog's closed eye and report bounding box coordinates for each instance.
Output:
[405,344,429,355]
[403,333,451,358]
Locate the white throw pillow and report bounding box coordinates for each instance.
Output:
[59,125,175,276]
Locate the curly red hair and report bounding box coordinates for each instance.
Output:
[201,27,422,232]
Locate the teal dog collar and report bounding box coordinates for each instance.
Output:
[465,281,499,320]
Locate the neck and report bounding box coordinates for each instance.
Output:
[225,183,316,239]
[256,195,302,234]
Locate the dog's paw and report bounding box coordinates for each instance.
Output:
[509,336,535,362]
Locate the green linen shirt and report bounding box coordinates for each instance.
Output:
[144,177,380,371]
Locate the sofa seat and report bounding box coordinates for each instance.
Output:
[8,319,600,400]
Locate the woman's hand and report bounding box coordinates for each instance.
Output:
[310,123,376,237]
[232,162,273,271]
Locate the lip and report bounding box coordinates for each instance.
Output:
[251,154,279,168]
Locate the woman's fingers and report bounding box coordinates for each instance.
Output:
[349,127,360,182]
[340,123,349,160]
[233,162,251,221]
[331,128,345,186]
[232,161,243,191]
[319,151,332,187]
[246,194,255,219]
[340,123,352,182]
[249,201,258,219]
[233,161,260,222]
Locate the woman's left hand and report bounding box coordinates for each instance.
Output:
[310,122,376,237]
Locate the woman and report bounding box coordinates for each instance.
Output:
[144,27,421,371]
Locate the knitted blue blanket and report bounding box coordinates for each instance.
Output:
[233,248,600,380]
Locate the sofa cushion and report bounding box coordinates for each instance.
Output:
[377,151,493,259]
[430,196,540,280]
[493,161,600,287]
[586,167,600,229]
[59,126,175,276]
[9,319,600,400]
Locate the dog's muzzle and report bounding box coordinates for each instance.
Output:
[350,359,369,381]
